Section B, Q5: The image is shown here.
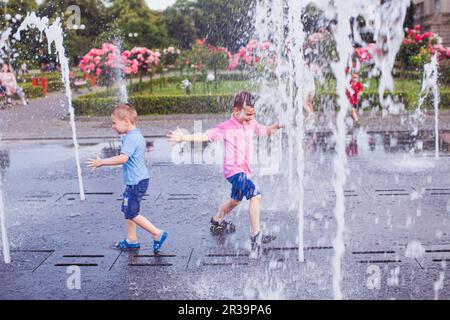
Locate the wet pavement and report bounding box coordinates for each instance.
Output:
[0,129,449,300]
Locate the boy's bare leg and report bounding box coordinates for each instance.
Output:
[213,199,241,222]
[131,215,162,240]
[248,195,262,237]
[126,220,138,242]
[352,109,358,122]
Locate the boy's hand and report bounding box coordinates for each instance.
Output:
[273,116,285,129]
[167,126,184,144]
[87,155,104,171]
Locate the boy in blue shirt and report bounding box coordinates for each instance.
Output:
[87,104,168,254]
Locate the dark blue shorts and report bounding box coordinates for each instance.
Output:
[121,179,149,220]
[227,173,261,201]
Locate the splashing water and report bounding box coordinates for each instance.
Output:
[405,240,425,258]
[0,27,9,260]
[254,0,308,266]
[0,167,11,263]
[416,53,440,158]
[371,0,411,108]
[433,268,445,300]
[12,12,86,201]
[112,37,128,104]
[253,0,411,300]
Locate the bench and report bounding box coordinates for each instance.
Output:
[71,73,96,92]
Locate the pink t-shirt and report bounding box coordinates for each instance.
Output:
[206,115,268,179]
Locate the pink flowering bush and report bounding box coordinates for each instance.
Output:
[355,43,379,64]
[122,47,160,76]
[122,47,161,92]
[79,43,127,89]
[399,25,450,69]
[161,46,180,67]
[228,39,272,71]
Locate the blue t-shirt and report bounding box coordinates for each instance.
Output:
[120,128,149,185]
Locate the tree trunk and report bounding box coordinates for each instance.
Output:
[149,73,153,94]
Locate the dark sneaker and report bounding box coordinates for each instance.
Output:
[153,231,168,254]
[210,218,236,234]
[250,232,277,251]
[113,239,141,250]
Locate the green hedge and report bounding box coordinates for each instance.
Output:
[19,80,64,96]
[23,85,44,99]
[73,94,234,116]
[18,72,63,83]
[73,90,450,116]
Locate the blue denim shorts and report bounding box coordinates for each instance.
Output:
[227,173,261,201]
[121,179,149,219]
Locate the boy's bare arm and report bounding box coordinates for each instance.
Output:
[167,127,209,143]
[87,154,129,170]
[266,123,283,136]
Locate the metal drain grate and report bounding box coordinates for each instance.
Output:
[206,253,249,257]
[128,263,173,267]
[203,250,250,267]
[327,190,358,198]
[19,192,54,203]
[202,262,248,266]
[54,253,105,267]
[133,254,176,258]
[425,188,450,196]
[152,162,174,167]
[55,263,98,267]
[263,246,333,253]
[62,255,104,258]
[126,251,178,267]
[352,251,396,254]
[167,193,198,201]
[55,192,114,203]
[116,194,150,201]
[376,188,410,196]
[357,260,402,264]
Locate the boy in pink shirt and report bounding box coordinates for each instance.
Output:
[167,91,282,251]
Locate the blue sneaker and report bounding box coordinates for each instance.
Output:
[113,239,141,250]
[153,231,168,254]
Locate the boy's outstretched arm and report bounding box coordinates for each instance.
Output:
[266,122,284,136]
[167,127,209,143]
[87,154,129,170]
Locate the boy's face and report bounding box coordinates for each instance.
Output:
[352,73,360,82]
[233,104,256,124]
[111,114,130,134]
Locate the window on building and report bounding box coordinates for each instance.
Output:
[435,0,441,15]
[415,3,424,20]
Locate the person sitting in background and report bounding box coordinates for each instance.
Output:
[0,63,28,106]
[20,62,29,75]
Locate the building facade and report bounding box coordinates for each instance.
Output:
[413,0,450,46]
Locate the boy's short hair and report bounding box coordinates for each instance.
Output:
[233,91,256,110]
[111,104,137,124]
